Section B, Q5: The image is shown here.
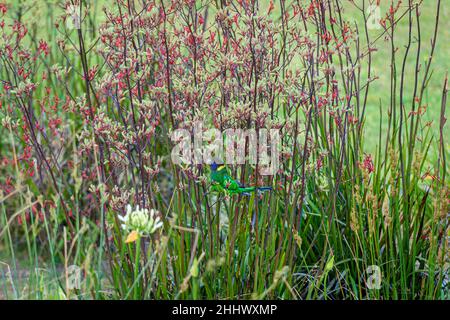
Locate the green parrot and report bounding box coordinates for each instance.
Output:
[209,162,272,195]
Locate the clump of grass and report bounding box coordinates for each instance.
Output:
[0,0,448,300]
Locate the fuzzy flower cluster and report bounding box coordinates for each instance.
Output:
[118,205,163,235]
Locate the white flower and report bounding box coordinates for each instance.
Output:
[118,205,163,235]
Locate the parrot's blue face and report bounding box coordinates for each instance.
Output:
[210,162,218,172]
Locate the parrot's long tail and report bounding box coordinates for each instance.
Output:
[239,186,272,193]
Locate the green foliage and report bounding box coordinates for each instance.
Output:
[0,0,448,300]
